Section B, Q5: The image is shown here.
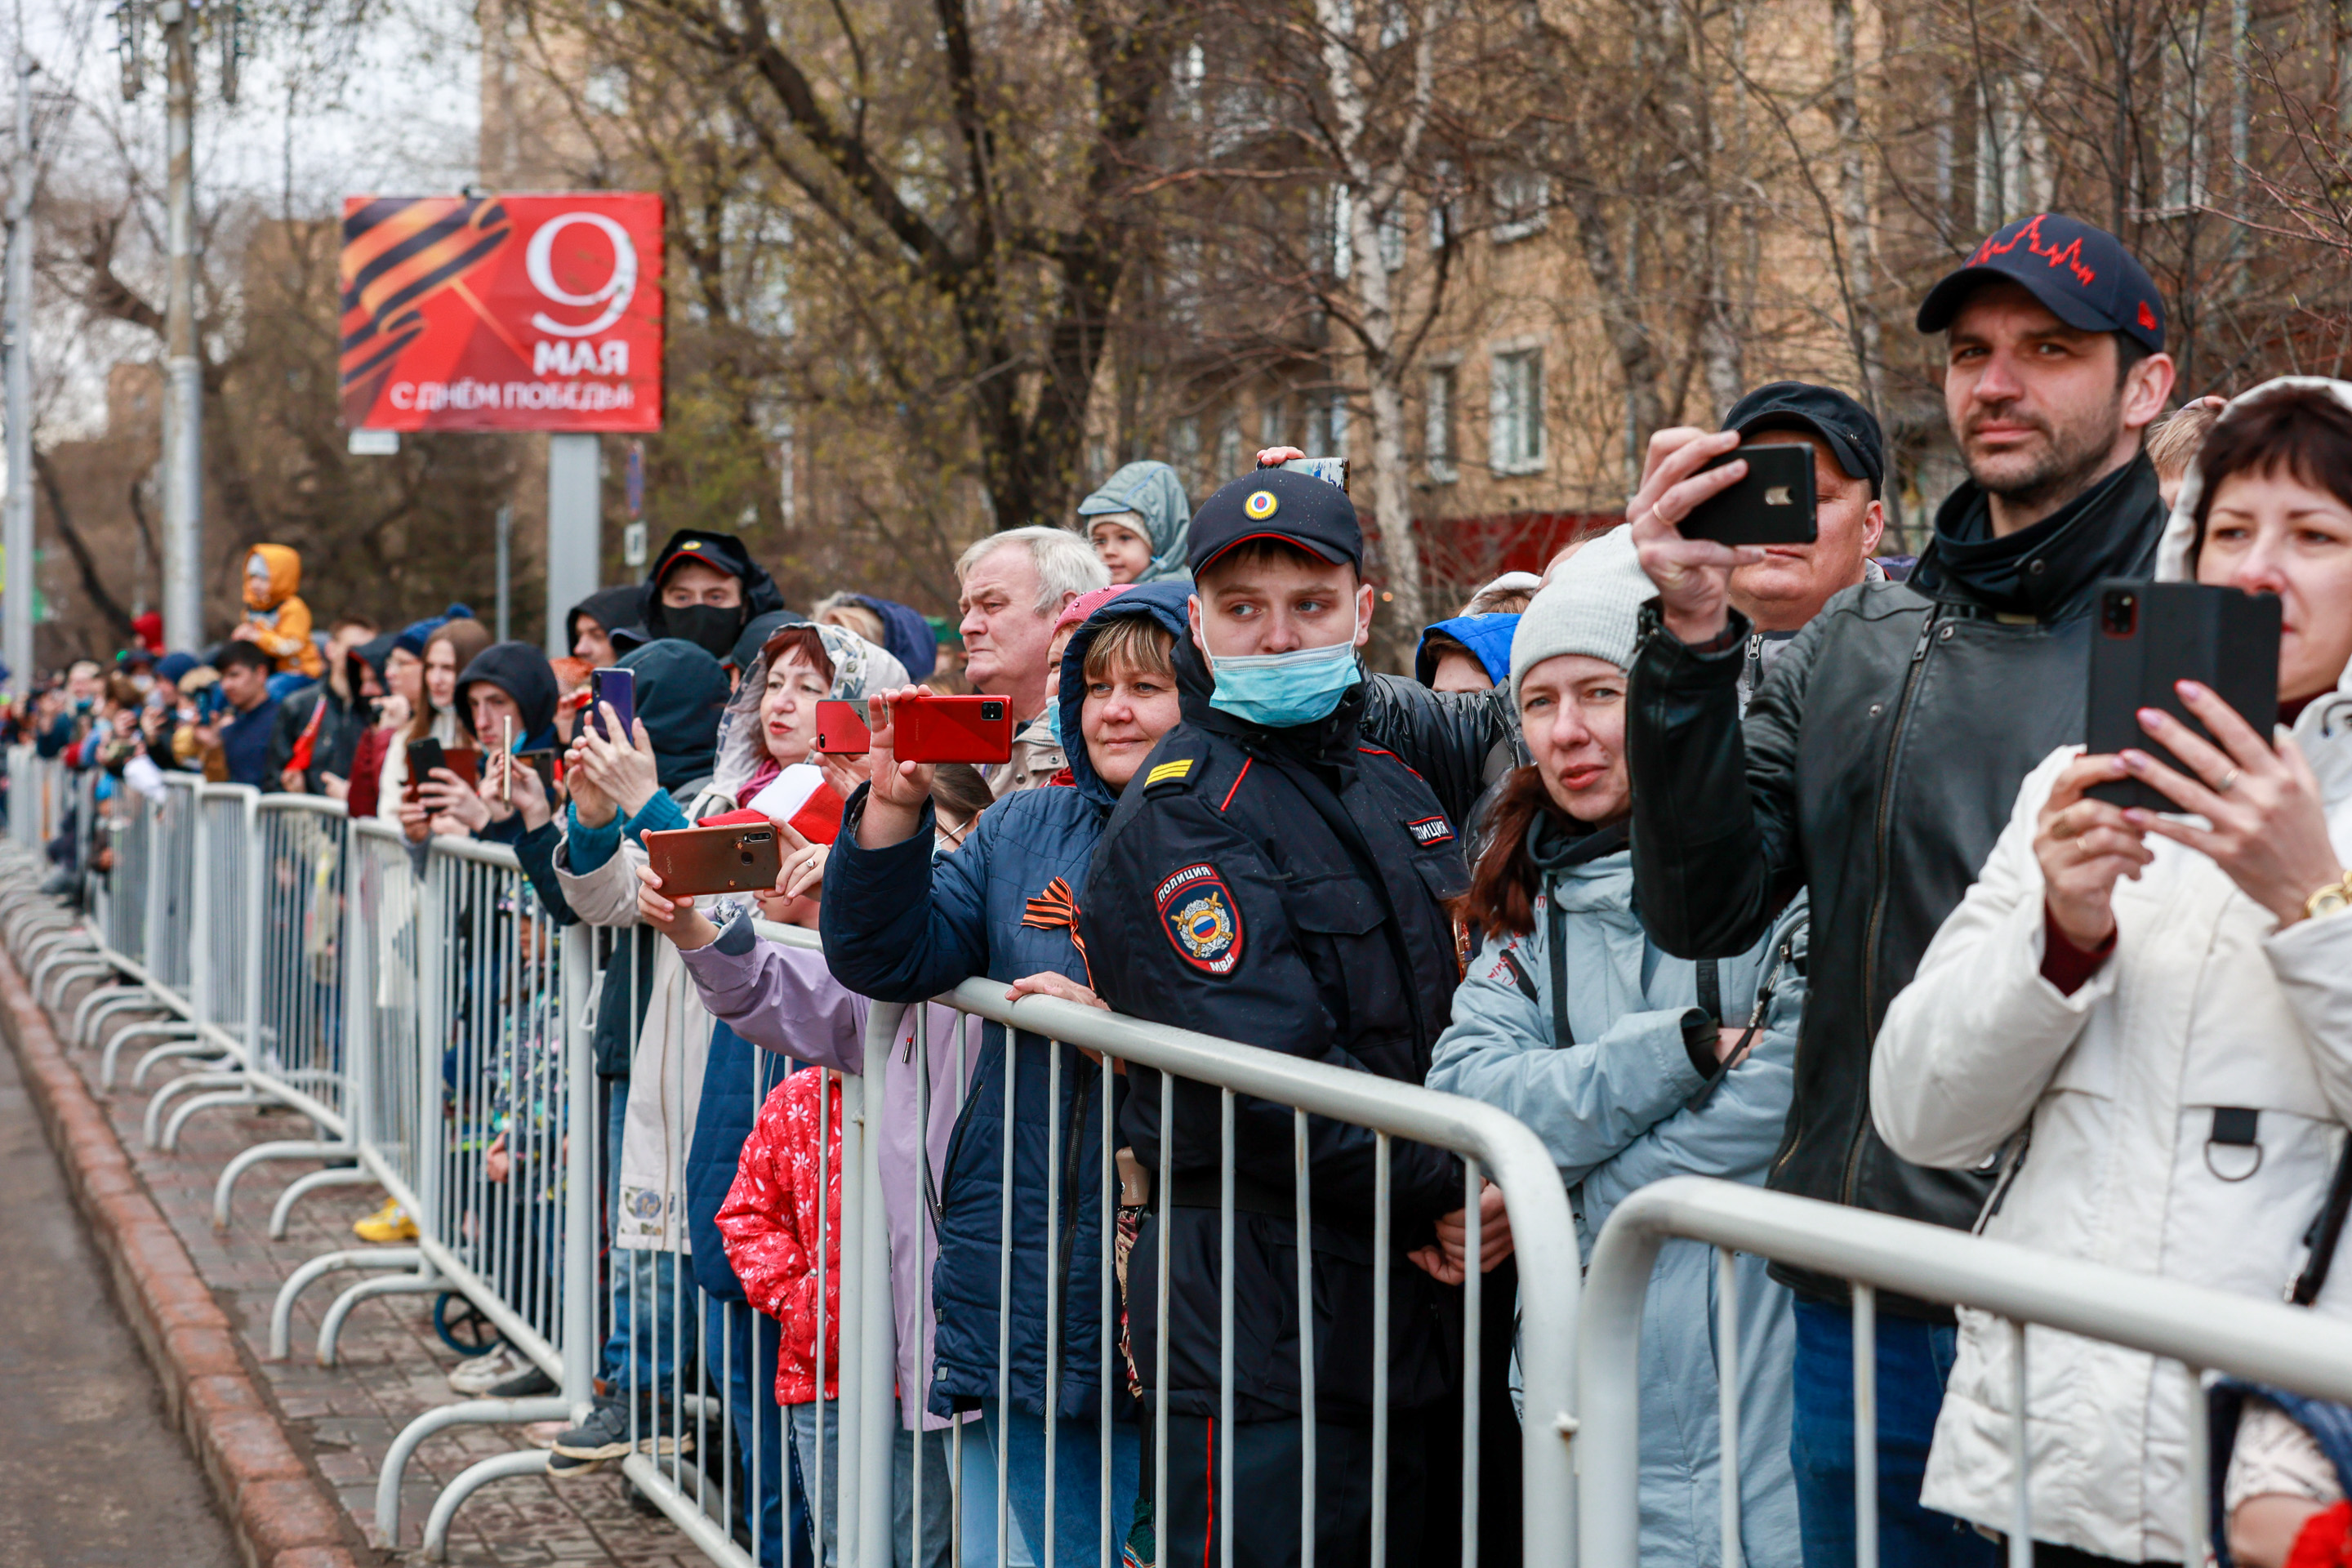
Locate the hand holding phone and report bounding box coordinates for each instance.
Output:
[1680,443,1817,546]
[1624,426,1764,648]
[589,667,635,742]
[642,822,785,898]
[2085,581,2279,811]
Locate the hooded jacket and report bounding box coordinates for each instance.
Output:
[844,595,938,680]
[821,579,1194,1421]
[567,585,650,657]
[1077,461,1193,585]
[642,531,787,662]
[238,546,324,679]
[1415,613,1521,688]
[1626,448,2168,1311]
[1430,826,1808,1568]
[454,642,560,753]
[1869,377,2352,1561]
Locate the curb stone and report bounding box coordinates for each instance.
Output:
[0,934,372,1568]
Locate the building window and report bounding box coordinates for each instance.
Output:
[1426,365,1458,483]
[1490,169,1550,243]
[1489,345,1544,474]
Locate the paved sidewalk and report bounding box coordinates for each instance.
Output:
[48,978,711,1567]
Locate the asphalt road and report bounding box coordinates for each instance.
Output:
[0,1040,240,1568]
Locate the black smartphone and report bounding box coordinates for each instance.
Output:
[2086,580,2280,811]
[1682,443,1818,546]
[404,737,445,803]
[589,666,635,742]
[517,748,560,797]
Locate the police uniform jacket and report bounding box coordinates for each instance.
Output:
[1079,635,1470,1422]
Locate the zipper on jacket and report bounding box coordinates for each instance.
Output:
[1840,604,1941,1205]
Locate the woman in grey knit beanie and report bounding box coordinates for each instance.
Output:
[1428,523,1812,1568]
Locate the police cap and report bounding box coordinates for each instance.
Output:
[1188,469,1363,577]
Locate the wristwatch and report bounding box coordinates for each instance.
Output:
[2305,871,2352,923]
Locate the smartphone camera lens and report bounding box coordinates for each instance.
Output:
[981,701,1003,720]
[2102,592,2137,638]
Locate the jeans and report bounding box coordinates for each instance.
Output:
[976,1400,1140,1568]
[709,1297,788,1568]
[1791,1296,2000,1568]
[788,1401,1000,1568]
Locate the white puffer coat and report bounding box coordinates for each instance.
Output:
[1869,376,2352,1561]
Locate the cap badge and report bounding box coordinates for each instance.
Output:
[681,541,702,550]
[2137,301,2157,330]
[1244,489,1279,520]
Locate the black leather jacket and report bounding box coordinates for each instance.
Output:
[1358,672,1524,828]
[1624,455,2167,1312]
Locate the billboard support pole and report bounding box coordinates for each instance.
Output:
[494,503,511,642]
[545,434,599,659]
[4,46,36,696]
[159,1,202,652]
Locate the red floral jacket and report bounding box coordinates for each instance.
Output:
[715,1067,844,1404]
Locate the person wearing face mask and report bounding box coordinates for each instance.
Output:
[639,530,789,669]
[821,581,1196,1566]
[1426,529,1807,1568]
[1075,470,1507,1568]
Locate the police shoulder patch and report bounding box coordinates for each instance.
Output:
[1405,815,1455,846]
[1156,862,1244,975]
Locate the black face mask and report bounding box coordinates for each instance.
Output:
[662,604,744,662]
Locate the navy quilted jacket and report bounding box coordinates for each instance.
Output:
[818,581,1188,1421]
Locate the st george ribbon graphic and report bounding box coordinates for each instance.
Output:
[339,192,665,433]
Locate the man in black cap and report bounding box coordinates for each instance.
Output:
[1717,381,1889,705]
[638,529,786,666]
[1079,467,1499,1567]
[1623,212,2175,1568]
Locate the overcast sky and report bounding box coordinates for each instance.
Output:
[20,0,482,434]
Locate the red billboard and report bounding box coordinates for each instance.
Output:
[338,192,663,433]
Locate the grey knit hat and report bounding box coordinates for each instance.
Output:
[1508,528,1657,701]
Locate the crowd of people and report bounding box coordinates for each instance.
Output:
[16,207,2352,1568]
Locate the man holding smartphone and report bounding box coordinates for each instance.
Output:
[1624,212,2176,1568]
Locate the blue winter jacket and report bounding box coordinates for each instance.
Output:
[684,1020,791,1302]
[1428,833,1808,1568]
[821,580,1191,1421]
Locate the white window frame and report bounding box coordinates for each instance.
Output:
[1490,169,1551,244]
[1488,340,1546,475]
[1425,358,1459,484]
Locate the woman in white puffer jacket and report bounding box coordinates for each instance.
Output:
[1870,377,2352,1567]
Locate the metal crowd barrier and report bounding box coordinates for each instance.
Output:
[1575,1176,2352,1568]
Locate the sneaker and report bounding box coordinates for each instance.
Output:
[485,1363,556,1399]
[446,1343,528,1396]
[352,1197,418,1243]
[547,1398,693,1477]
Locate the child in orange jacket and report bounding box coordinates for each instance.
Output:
[233,545,324,681]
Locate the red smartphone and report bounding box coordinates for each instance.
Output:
[894,695,1014,764]
[814,700,871,756]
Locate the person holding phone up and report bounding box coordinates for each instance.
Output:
[1625,213,2178,1568]
[1868,380,2352,1566]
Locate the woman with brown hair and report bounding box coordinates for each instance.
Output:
[1426,527,1808,1568]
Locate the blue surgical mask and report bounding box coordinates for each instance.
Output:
[1204,618,1363,729]
[1042,699,1062,749]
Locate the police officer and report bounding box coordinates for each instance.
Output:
[1079,468,1503,1568]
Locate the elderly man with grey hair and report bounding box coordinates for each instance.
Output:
[956,524,1111,795]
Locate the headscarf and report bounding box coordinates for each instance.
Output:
[1076,461,1194,584]
[711,621,909,802]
